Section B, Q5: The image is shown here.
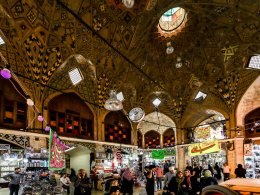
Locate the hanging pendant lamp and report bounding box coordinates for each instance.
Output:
[104,90,123,111]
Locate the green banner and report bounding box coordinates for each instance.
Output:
[188,139,219,157]
[151,150,165,159]
[164,149,176,156]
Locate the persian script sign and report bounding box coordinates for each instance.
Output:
[188,139,219,157]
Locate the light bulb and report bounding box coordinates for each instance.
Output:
[37,114,44,122]
[0,68,11,79]
[45,125,50,132]
[26,98,34,106]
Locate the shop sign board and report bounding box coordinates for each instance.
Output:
[195,126,210,139]
[152,150,165,159]
[0,144,10,150]
[188,139,219,157]
[164,149,176,156]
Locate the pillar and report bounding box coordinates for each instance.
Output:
[132,124,138,146]
[29,136,47,151]
[226,108,236,138]
[177,146,185,170]
[160,134,164,148]
[142,134,145,149]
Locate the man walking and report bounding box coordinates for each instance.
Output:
[3,167,23,195]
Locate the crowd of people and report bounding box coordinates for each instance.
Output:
[142,162,247,195]
[2,162,247,195]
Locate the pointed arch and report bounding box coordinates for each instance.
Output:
[236,76,260,126]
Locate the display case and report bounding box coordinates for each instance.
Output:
[253,145,260,179]
[244,156,254,178]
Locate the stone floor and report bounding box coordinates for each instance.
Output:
[0,186,164,195]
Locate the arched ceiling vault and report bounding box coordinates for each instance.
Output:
[0,0,259,128]
[137,112,176,135]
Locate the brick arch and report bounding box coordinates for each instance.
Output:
[43,89,95,115]
[144,130,161,148]
[104,111,132,144]
[236,76,260,126]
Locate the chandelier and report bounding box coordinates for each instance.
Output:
[104,90,123,111]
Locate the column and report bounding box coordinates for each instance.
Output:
[226,108,236,138]
[142,134,145,149]
[177,146,185,170]
[234,137,244,166]
[160,134,164,148]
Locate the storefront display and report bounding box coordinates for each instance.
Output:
[0,145,25,187]
[143,149,176,167]
[245,144,260,179]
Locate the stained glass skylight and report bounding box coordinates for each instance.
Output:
[159,7,186,32]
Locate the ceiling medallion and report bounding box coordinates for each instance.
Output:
[122,0,134,8]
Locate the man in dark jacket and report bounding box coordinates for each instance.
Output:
[3,167,24,195]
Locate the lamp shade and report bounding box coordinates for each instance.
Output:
[104,90,123,111]
[45,125,50,132]
[37,115,44,122]
[0,68,11,79]
[26,98,34,106]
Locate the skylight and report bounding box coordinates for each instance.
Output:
[152,98,161,107]
[68,67,83,85]
[194,91,207,102]
[117,92,125,101]
[0,36,5,45]
[245,55,260,70]
[159,7,186,32]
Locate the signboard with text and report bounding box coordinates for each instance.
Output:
[188,139,219,157]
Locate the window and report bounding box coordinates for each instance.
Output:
[159,7,186,32]
[68,67,83,85]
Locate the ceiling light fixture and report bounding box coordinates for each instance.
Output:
[175,57,182,68]
[194,91,207,102]
[26,96,34,106]
[45,125,50,132]
[116,91,125,102]
[104,90,123,111]
[37,114,44,122]
[68,67,83,85]
[166,42,174,55]
[122,0,134,8]
[244,55,260,70]
[152,98,161,107]
[0,65,11,79]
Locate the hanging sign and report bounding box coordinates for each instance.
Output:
[188,139,219,157]
[48,129,66,170]
[151,150,165,159]
[164,149,176,156]
[195,126,210,139]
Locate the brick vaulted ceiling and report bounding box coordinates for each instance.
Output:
[0,0,259,128]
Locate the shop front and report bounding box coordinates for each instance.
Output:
[187,139,227,169]
[244,141,260,178]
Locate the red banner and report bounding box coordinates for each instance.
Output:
[48,129,66,170]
